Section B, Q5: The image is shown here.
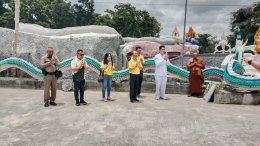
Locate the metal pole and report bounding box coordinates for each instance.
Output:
[181,0,188,68]
[12,0,20,57]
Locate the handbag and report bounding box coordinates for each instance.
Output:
[55,69,63,79]
[97,69,104,83]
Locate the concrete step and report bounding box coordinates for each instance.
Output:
[214,89,260,105]
[0,77,189,95]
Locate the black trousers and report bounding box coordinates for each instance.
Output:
[73,79,85,101]
[137,70,143,96]
[129,74,139,101]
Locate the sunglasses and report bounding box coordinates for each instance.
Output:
[78,53,84,56]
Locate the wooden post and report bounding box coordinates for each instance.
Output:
[11,0,20,77]
[12,0,20,57]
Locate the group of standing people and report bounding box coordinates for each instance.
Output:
[127,45,171,102]
[40,46,207,107]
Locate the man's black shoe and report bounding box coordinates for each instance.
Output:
[76,100,80,106]
[134,99,140,102]
[44,101,49,107]
[80,100,87,105]
[50,101,57,106]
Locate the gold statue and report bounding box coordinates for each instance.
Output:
[252,27,260,54]
[186,26,196,38]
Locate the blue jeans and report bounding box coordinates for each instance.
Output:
[102,75,112,98]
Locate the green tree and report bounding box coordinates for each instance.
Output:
[0,0,76,29]
[92,13,112,26]
[74,0,95,26]
[0,11,14,29]
[94,3,161,37]
[50,0,76,28]
[0,0,5,15]
[198,33,217,54]
[19,0,54,28]
[0,0,10,15]
[0,1,161,37]
[228,3,260,47]
[0,0,14,28]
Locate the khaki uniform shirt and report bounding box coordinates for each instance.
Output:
[41,55,60,73]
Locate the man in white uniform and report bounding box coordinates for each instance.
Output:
[154,45,170,100]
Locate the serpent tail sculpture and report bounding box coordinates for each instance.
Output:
[0,56,259,90]
[224,60,260,90]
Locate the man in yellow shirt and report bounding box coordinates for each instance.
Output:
[136,46,145,98]
[128,51,143,102]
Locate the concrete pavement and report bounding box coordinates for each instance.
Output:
[0,88,260,146]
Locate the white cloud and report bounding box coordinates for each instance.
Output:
[71,0,258,39]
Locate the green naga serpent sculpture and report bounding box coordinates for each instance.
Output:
[0,56,259,90]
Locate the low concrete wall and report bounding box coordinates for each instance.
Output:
[171,53,228,68]
[214,89,260,105]
[0,77,189,95]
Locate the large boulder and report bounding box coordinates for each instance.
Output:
[19,23,120,36]
[123,37,182,45]
[121,41,195,59]
[121,41,161,58]
[0,23,124,69]
[0,27,13,57]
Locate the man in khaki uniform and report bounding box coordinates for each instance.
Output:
[41,47,60,107]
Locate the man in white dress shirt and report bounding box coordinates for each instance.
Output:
[71,49,89,106]
[154,45,170,100]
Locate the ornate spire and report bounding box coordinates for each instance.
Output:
[172,27,180,37]
[221,32,227,41]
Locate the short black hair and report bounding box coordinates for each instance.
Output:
[77,49,83,53]
[136,46,142,50]
[159,45,165,50]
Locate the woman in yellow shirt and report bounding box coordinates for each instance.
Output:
[100,53,115,101]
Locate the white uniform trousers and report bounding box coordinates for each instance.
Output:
[155,75,167,98]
